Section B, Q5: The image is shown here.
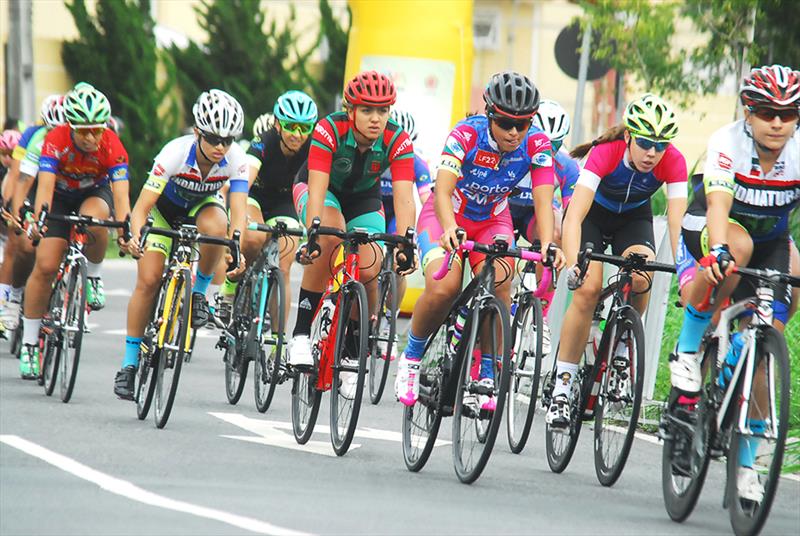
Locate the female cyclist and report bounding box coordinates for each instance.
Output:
[113,89,248,399]
[546,93,688,428]
[669,65,799,502]
[395,71,565,410]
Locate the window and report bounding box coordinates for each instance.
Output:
[473,10,500,51]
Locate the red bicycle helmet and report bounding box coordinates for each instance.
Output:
[740,64,800,109]
[344,71,397,107]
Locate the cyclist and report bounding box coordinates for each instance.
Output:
[217,90,317,324]
[395,71,565,410]
[669,65,799,502]
[21,83,132,379]
[289,71,418,395]
[0,96,67,332]
[0,130,22,178]
[546,93,687,429]
[509,99,580,353]
[252,112,274,141]
[113,89,248,400]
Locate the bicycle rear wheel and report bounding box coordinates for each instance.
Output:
[59,259,87,403]
[330,281,369,456]
[225,277,253,405]
[254,268,285,413]
[507,293,543,453]
[153,268,192,429]
[594,307,645,486]
[369,271,397,405]
[543,343,587,474]
[402,321,448,472]
[452,296,511,484]
[42,281,65,396]
[726,326,789,536]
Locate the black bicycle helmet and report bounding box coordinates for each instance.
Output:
[483,71,540,118]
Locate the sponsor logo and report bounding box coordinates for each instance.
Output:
[462,181,512,195]
[717,153,732,170]
[391,137,412,159]
[446,136,465,158]
[463,131,473,142]
[299,297,312,310]
[115,155,126,163]
[173,176,224,193]
[153,164,165,176]
[314,123,335,146]
[333,157,353,174]
[532,152,553,167]
[773,161,785,177]
[733,184,800,207]
[238,164,247,175]
[474,150,499,169]
[112,167,126,179]
[370,161,381,173]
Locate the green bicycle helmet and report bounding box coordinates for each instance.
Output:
[64,83,111,126]
[623,93,678,140]
[273,90,318,124]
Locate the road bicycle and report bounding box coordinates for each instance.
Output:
[291,217,413,456]
[541,243,675,486]
[401,235,553,484]
[32,205,130,403]
[216,220,304,412]
[133,218,240,428]
[660,266,798,536]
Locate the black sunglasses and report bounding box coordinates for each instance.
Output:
[633,136,669,152]
[201,132,235,147]
[751,107,799,123]
[490,114,532,132]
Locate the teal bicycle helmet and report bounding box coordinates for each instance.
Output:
[273,90,318,124]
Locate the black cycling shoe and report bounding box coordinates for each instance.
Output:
[114,365,136,400]
[191,292,210,329]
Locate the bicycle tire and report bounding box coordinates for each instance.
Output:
[507,293,543,453]
[544,342,588,474]
[402,322,448,472]
[369,270,397,405]
[59,258,87,403]
[594,307,645,486]
[10,313,22,357]
[136,347,158,421]
[254,268,285,413]
[153,268,192,429]
[330,280,369,456]
[42,280,65,396]
[452,296,511,484]
[725,326,789,536]
[225,277,253,405]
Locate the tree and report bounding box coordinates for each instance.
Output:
[62,0,180,195]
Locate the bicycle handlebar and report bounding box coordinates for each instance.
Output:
[696,264,799,312]
[295,216,416,264]
[138,217,241,271]
[247,221,305,238]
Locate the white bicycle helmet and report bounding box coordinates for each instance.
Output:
[532,99,570,144]
[193,89,244,138]
[252,112,274,139]
[390,108,418,141]
[40,95,66,129]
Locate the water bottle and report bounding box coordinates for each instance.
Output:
[318,297,336,340]
[448,306,469,355]
[717,333,744,389]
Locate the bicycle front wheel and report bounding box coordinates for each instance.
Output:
[330,280,369,456]
[42,280,66,396]
[59,259,87,403]
[507,293,543,453]
[254,268,285,413]
[726,326,790,536]
[369,271,397,405]
[594,307,645,486]
[544,343,586,474]
[225,276,253,405]
[153,268,192,429]
[452,296,511,484]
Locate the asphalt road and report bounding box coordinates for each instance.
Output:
[1,261,798,535]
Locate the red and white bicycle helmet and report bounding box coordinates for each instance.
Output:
[740,64,800,109]
[344,71,396,107]
[40,94,66,129]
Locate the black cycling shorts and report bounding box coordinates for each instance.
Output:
[581,201,656,255]
[45,184,114,240]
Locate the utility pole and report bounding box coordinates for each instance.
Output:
[571,20,591,148]
[7,0,36,124]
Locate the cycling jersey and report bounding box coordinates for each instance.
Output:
[12,125,43,162]
[19,127,49,177]
[143,135,249,210]
[576,139,687,213]
[246,128,308,220]
[509,147,579,210]
[39,125,129,195]
[380,152,432,200]
[305,112,414,195]
[686,120,800,242]
[439,115,554,221]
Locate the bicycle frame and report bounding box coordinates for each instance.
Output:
[156,240,195,354]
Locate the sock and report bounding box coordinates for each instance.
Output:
[87,261,102,278]
[292,288,322,337]
[221,277,238,296]
[193,270,213,296]
[10,286,23,302]
[552,361,579,397]
[208,284,220,300]
[480,353,494,380]
[123,336,143,368]
[0,284,10,301]
[738,419,766,468]
[541,288,555,319]
[676,304,713,354]
[22,317,42,346]
[403,330,427,360]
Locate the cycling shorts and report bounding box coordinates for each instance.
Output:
[581,201,656,256]
[146,195,226,256]
[292,182,385,235]
[417,195,515,275]
[676,218,791,324]
[45,184,114,241]
[247,197,301,230]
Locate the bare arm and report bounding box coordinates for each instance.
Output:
[561,184,595,266]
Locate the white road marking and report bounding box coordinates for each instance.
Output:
[0,434,312,536]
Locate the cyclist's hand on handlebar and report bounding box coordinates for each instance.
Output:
[295,241,320,265]
[700,244,735,286]
[225,251,246,278]
[566,264,584,291]
[395,246,418,276]
[439,225,465,252]
[541,241,566,270]
[127,232,143,258]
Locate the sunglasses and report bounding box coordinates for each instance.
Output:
[633,136,669,152]
[201,133,235,147]
[72,126,106,138]
[490,114,532,132]
[279,120,314,135]
[751,107,799,123]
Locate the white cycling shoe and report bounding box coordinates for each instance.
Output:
[339,358,359,400]
[287,335,314,367]
[737,467,765,503]
[669,351,702,393]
